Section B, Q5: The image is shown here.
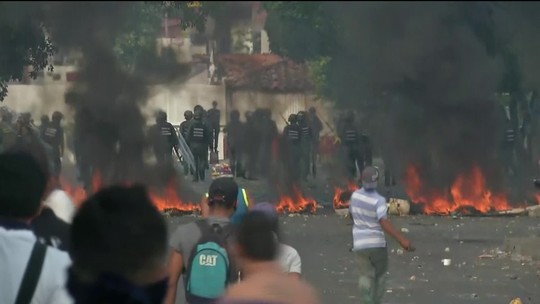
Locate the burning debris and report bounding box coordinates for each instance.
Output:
[404,165,513,215]
[333,181,359,209]
[62,172,200,213]
[276,185,318,214]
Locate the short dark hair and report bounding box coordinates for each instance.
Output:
[5,140,52,179]
[236,211,278,261]
[0,151,47,218]
[70,185,167,283]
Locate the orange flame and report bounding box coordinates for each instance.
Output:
[405,165,511,214]
[333,181,359,209]
[62,172,200,212]
[276,185,318,214]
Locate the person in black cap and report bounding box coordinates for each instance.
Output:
[0,149,72,303]
[166,177,239,304]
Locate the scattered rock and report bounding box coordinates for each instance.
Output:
[445,247,450,252]
[401,228,409,233]
[409,275,416,281]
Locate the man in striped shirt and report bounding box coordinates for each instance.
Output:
[350,166,414,304]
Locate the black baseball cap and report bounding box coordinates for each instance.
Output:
[208,177,239,207]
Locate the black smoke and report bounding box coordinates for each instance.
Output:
[322,2,506,193]
[42,2,197,200]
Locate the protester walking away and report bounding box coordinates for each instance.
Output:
[251,203,302,279]
[187,108,213,182]
[207,101,221,154]
[0,149,72,303]
[150,110,179,166]
[223,110,245,178]
[297,111,313,181]
[166,177,240,304]
[283,114,302,182]
[258,109,278,177]
[201,174,254,225]
[217,212,320,304]
[338,112,364,179]
[350,166,414,304]
[243,110,260,180]
[180,110,194,176]
[42,111,65,177]
[67,185,169,304]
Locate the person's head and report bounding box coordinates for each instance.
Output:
[308,107,316,115]
[41,114,50,125]
[235,211,279,265]
[245,111,253,121]
[230,110,240,121]
[297,111,306,123]
[212,101,218,108]
[288,114,297,124]
[361,166,379,191]
[344,112,354,123]
[68,185,168,304]
[184,110,193,121]
[251,202,279,237]
[193,108,203,121]
[52,111,64,124]
[194,105,204,113]
[207,177,238,217]
[0,147,49,221]
[155,110,167,124]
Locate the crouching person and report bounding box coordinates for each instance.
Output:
[67,185,169,304]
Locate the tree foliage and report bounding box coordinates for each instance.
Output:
[0,1,214,101]
[0,2,55,101]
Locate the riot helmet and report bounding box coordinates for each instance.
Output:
[194,109,203,120]
[230,110,240,121]
[41,115,50,124]
[184,110,193,120]
[297,111,306,123]
[308,107,316,114]
[52,111,64,123]
[156,110,167,123]
[288,114,298,124]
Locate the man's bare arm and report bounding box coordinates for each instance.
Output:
[380,218,414,251]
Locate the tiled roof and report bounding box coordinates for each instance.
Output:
[218,54,314,92]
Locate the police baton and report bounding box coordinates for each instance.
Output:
[173,146,183,162]
[279,112,290,126]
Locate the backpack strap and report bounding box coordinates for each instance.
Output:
[15,241,47,304]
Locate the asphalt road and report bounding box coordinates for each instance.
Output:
[167,208,540,304]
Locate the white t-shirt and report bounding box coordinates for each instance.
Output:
[277,243,301,275]
[0,227,73,303]
[44,189,76,224]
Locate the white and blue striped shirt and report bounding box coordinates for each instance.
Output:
[349,188,388,250]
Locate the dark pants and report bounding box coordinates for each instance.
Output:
[229,146,244,177]
[155,149,173,166]
[212,128,219,152]
[191,144,207,181]
[356,247,388,304]
[52,150,62,177]
[300,142,312,180]
[345,146,364,179]
[288,144,302,182]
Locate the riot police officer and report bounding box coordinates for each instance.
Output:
[186,109,212,182]
[180,110,194,175]
[338,112,364,179]
[150,110,179,166]
[223,110,245,178]
[43,111,65,177]
[297,111,313,180]
[283,114,302,181]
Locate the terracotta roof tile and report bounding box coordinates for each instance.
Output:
[218,54,314,92]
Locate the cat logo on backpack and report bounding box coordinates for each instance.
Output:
[185,220,237,303]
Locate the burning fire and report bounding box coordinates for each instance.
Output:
[276,185,318,214]
[62,172,200,212]
[405,165,511,214]
[333,181,359,209]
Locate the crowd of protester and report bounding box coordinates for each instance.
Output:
[0,131,413,304]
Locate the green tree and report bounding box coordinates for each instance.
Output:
[0,3,55,101]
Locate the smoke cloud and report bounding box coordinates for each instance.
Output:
[323,2,505,192]
[42,2,196,199]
